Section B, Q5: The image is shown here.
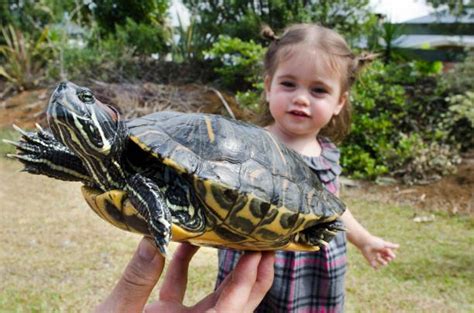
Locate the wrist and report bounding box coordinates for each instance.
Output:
[347,229,373,250]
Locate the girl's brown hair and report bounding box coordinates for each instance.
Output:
[257,24,376,143]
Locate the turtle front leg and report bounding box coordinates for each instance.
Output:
[127,174,172,257]
[4,124,91,183]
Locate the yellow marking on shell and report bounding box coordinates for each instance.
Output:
[82,184,323,252]
[229,195,261,231]
[82,187,128,231]
[181,235,320,252]
[170,224,201,241]
[81,187,148,234]
[187,228,234,246]
[204,116,215,143]
[162,158,187,174]
[282,241,320,252]
[198,179,230,221]
[252,206,295,240]
[83,187,110,222]
[130,135,185,174]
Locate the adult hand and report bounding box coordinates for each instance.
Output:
[94,237,275,313]
[359,235,399,269]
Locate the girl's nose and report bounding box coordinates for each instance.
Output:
[292,93,310,106]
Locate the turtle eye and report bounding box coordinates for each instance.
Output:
[77,90,94,103]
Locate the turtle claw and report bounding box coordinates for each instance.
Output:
[149,221,171,257]
[3,139,20,148]
[12,124,29,137]
[35,123,44,132]
[154,238,169,257]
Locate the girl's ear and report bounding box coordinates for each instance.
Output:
[264,75,272,102]
[334,91,348,116]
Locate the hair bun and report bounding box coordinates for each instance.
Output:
[354,52,379,67]
[261,25,279,42]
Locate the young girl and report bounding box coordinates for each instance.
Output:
[215,24,399,312]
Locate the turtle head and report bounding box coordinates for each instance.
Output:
[47,81,126,158]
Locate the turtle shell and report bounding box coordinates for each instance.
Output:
[83,111,345,251]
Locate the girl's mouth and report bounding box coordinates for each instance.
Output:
[288,110,310,118]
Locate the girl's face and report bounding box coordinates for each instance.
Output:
[265,49,347,139]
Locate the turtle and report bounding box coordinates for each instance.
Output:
[6,81,346,256]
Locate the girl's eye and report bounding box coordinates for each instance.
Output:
[312,87,327,94]
[280,81,295,88]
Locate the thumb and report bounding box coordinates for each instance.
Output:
[95,237,165,313]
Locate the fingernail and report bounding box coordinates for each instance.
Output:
[138,238,157,262]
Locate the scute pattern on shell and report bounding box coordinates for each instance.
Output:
[127,111,344,220]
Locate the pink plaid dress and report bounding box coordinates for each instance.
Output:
[215,137,346,313]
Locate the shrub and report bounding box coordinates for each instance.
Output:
[340,60,461,181]
[113,18,170,57]
[0,25,55,90]
[441,52,474,151]
[341,60,406,178]
[205,36,265,90]
[444,91,474,150]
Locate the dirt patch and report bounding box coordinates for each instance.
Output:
[0,88,50,129]
[343,153,474,217]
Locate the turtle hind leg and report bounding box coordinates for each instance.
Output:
[127,174,172,257]
[296,220,346,248]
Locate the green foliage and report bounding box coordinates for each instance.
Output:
[92,0,168,35]
[440,52,474,150]
[444,91,474,150]
[425,0,469,16]
[171,14,208,62]
[0,24,55,90]
[235,90,262,112]
[341,60,461,181]
[442,51,474,95]
[206,36,265,90]
[182,0,376,51]
[0,0,93,40]
[112,18,170,56]
[341,60,405,178]
[396,135,460,184]
[447,91,474,125]
[58,33,135,82]
[88,0,171,58]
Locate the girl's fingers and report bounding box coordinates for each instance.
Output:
[376,255,388,267]
[159,243,199,303]
[381,247,397,261]
[384,241,400,249]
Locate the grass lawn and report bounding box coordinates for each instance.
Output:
[344,197,473,312]
[0,130,473,312]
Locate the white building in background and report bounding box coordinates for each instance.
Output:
[393,8,474,50]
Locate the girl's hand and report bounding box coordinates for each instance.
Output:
[359,235,399,269]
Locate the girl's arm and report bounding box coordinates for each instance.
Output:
[340,208,399,269]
